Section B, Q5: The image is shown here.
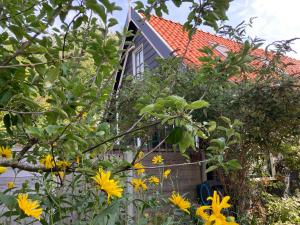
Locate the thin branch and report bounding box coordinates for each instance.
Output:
[142,159,210,169]
[62,11,82,60]
[0,159,71,173]
[0,56,84,69]
[114,159,210,174]
[0,0,43,22]
[136,137,167,163]
[112,137,164,174]
[16,138,38,161]
[0,4,64,66]
[83,120,163,154]
[0,109,50,114]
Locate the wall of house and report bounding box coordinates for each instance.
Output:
[123,32,160,77]
[0,146,37,192]
[135,149,203,201]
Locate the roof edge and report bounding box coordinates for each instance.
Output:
[130,9,174,58]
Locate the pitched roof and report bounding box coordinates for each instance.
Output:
[147,15,300,75]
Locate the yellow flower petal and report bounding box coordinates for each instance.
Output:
[92,169,123,202]
[7,182,14,189]
[201,191,238,225]
[169,192,190,214]
[163,169,171,178]
[0,146,12,159]
[196,205,211,221]
[152,155,163,165]
[131,178,148,192]
[17,194,42,220]
[133,162,145,175]
[0,166,7,174]
[40,154,54,169]
[149,176,160,185]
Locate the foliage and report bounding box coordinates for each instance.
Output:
[0,0,240,224]
[118,16,300,221]
[265,192,300,225]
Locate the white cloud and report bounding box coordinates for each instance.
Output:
[228,0,300,59]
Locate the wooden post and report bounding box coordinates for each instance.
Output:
[124,150,134,224]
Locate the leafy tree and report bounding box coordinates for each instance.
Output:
[0,0,242,224]
[118,17,300,221]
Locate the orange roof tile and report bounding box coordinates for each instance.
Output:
[147,15,300,76]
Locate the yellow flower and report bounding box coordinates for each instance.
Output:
[133,162,145,175]
[152,155,164,165]
[149,176,160,185]
[131,178,148,192]
[92,169,123,202]
[17,194,42,220]
[169,192,191,214]
[196,191,239,225]
[0,166,7,174]
[137,151,144,160]
[56,160,71,169]
[76,156,80,164]
[0,146,12,159]
[40,154,54,169]
[7,182,14,189]
[163,169,171,178]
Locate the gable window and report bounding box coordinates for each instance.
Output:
[132,44,144,78]
[209,41,229,57]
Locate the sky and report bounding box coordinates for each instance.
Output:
[111,0,300,59]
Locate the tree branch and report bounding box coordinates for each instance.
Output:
[62,11,82,60]
[0,159,69,173]
[16,138,38,161]
[0,109,50,114]
[82,120,162,154]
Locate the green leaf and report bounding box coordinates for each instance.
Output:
[186,100,210,110]
[3,114,11,130]
[220,116,231,125]
[225,159,242,170]
[210,138,226,150]
[3,114,13,135]
[45,67,60,87]
[140,104,155,115]
[196,130,208,139]
[108,18,118,28]
[9,25,23,40]
[91,202,120,225]
[134,1,144,10]
[166,127,184,144]
[178,131,195,153]
[26,126,43,137]
[208,121,217,132]
[45,125,61,135]
[172,0,181,7]
[0,193,17,209]
[206,165,219,173]
[73,16,85,29]
[87,0,107,22]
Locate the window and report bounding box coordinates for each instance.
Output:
[215,45,229,57]
[132,45,144,78]
[209,41,229,57]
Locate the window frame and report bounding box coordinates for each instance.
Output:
[132,44,144,79]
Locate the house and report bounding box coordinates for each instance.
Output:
[114,9,300,90]
[114,8,300,202]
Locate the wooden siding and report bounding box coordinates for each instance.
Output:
[0,146,37,192]
[140,150,202,200]
[123,32,160,77]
